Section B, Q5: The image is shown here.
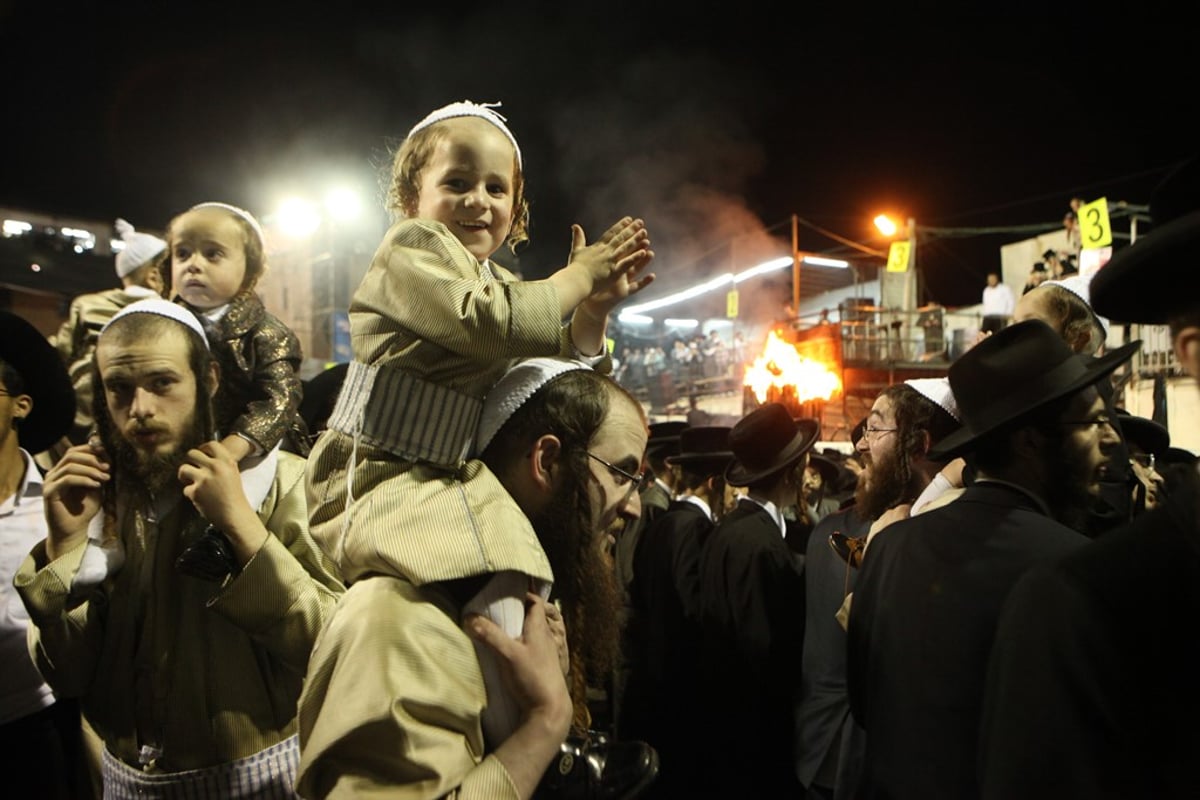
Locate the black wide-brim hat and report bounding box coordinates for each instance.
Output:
[666,425,733,476]
[1091,155,1200,325]
[646,420,688,459]
[929,319,1140,460]
[725,403,821,486]
[1115,409,1170,456]
[807,453,841,486]
[0,310,74,454]
[1161,446,1197,466]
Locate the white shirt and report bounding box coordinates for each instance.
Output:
[981,283,1015,317]
[743,493,787,537]
[0,449,57,723]
[677,493,714,521]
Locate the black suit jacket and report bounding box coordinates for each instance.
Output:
[622,499,715,797]
[795,505,871,794]
[697,498,806,796]
[980,468,1200,799]
[847,482,1089,800]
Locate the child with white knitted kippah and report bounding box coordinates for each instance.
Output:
[304,100,656,747]
[166,201,309,463]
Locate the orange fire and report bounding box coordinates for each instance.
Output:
[744,330,842,404]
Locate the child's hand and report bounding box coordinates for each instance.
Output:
[568,217,652,290]
[581,246,656,318]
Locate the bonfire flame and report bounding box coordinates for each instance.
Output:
[744,330,842,404]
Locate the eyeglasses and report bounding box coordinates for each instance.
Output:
[1059,414,1115,432]
[862,425,898,440]
[1130,452,1157,470]
[587,451,650,499]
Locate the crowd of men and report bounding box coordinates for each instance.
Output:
[1,156,1198,799]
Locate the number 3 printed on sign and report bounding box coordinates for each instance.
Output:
[1079,198,1113,249]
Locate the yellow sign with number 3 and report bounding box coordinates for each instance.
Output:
[1078,198,1112,250]
[886,240,912,272]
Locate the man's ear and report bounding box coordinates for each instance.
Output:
[9,392,32,422]
[529,434,563,491]
[1173,325,1200,379]
[912,429,932,459]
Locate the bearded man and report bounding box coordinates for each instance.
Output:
[847,319,1138,800]
[297,358,657,800]
[15,298,344,797]
[980,155,1200,798]
[796,379,960,800]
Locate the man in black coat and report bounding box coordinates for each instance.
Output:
[612,421,684,735]
[847,320,1139,800]
[797,378,961,800]
[622,426,732,797]
[697,403,816,797]
[980,156,1200,799]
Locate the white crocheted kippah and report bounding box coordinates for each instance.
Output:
[189,201,266,252]
[113,218,167,278]
[475,357,592,454]
[904,377,960,422]
[408,100,522,169]
[104,297,209,350]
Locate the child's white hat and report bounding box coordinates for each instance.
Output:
[114,218,167,278]
[189,202,266,252]
[475,357,592,454]
[408,100,522,169]
[104,297,209,350]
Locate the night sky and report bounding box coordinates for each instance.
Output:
[1,6,1192,311]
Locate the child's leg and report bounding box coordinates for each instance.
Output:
[462,570,553,747]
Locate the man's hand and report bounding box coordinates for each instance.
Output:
[178,440,267,563]
[42,442,110,560]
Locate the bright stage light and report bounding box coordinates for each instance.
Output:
[276,198,322,238]
[324,188,362,222]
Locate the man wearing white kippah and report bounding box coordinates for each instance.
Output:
[15,298,344,798]
[797,377,961,800]
[47,218,166,460]
[298,358,659,800]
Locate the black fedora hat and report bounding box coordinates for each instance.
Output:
[666,426,733,476]
[807,453,841,486]
[929,320,1140,460]
[646,420,687,459]
[1161,446,1197,467]
[724,403,820,486]
[0,311,74,454]
[1091,155,1200,324]
[1114,409,1170,456]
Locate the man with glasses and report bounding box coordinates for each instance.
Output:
[846,320,1138,799]
[797,378,960,800]
[298,358,659,799]
[980,156,1200,798]
[1114,409,1169,513]
[696,402,816,797]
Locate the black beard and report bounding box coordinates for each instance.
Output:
[105,416,207,496]
[529,484,622,690]
[1041,438,1098,532]
[854,446,920,521]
